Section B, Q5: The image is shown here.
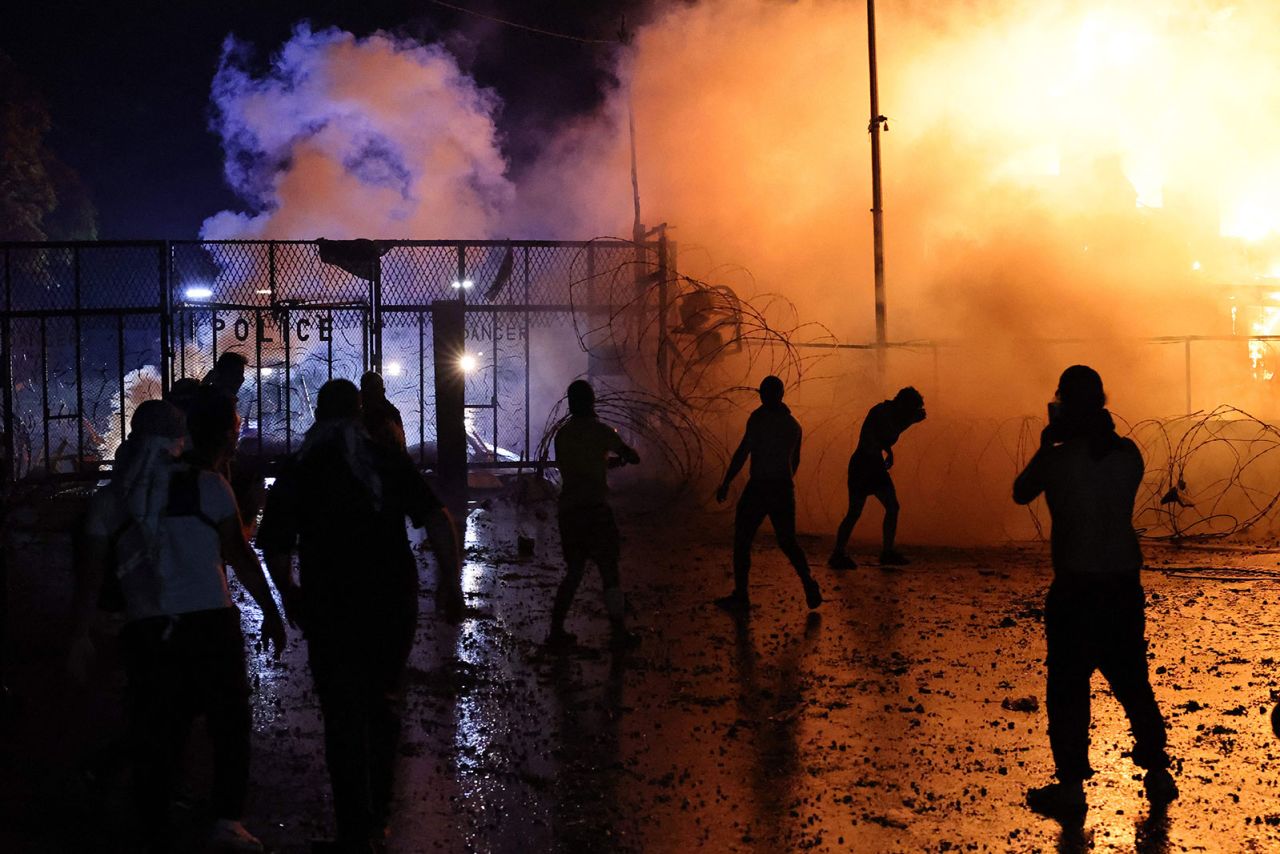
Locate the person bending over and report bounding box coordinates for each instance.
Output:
[829,386,926,569]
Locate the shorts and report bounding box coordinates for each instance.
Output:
[558,503,621,567]
[848,453,893,496]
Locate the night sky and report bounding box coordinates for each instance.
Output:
[0,0,649,239]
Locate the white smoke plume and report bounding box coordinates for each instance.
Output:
[202,25,512,240]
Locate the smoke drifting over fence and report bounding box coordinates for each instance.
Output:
[185,2,1280,543]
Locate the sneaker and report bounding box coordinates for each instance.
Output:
[803,578,823,609]
[210,819,264,853]
[1143,768,1178,807]
[546,627,577,650]
[827,553,858,570]
[1025,781,1087,821]
[879,549,910,567]
[714,592,750,613]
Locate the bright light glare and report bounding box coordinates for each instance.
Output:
[259,367,274,377]
[459,353,478,373]
[185,286,213,300]
[385,360,403,377]
[451,279,475,290]
[1191,261,1201,271]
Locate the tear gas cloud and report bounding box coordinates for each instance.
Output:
[202,2,1280,542]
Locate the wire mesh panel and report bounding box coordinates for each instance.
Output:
[1,238,659,481]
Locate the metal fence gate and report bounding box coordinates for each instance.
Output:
[0,238,663,482]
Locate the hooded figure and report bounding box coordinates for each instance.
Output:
[1013,365,1177,821]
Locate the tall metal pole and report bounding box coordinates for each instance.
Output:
[867,0,888,368]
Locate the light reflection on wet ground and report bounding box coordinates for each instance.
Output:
[6,496,1280,851]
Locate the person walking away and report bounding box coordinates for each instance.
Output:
[257,379,462,851]
[829,386,926,569]
[1013,365,1177,821]
[548,380,641,650]
[714,376,822,613]
[69,400,286,853]
[360,370,407,452]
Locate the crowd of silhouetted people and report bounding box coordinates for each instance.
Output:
[65,358,1179,851]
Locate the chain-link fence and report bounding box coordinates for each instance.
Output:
[0,239,662,481]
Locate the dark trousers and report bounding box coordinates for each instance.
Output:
[121,608,250,842]
[552,504,622,628]
[1045,576,1170,781]
[307,602,416,845]
[733,479,812,594]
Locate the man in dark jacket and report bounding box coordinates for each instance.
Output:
[258,380,462,851]
[828,386,926,569]
[1013,365,1176,821]
[360,370,406,452]
[714,376,822,613]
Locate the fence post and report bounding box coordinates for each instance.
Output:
[1,248,12,484]
[433,299,467,506]
[1184,337,1192,415]
[159,241,172,394]
[371,253,383,373]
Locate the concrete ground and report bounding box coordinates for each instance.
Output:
[3,488,1280,852]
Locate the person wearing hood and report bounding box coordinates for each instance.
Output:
[70,399,285,853]
[257,379,462,851]
[548,379,641,650]
[1013,365,1177,821]
[714,376,822,613]
[828,386,926,570]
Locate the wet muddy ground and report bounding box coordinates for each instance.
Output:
[4,492,1280,852]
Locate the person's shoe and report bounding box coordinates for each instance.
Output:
[878,549,910,567]
[714,591,750,613]
[1025,781,1087,822]
[803,578,823,609]
[1143,768,1178,807]
[546,627,577,651]
[210,819,264,852]
[827,553,858,570]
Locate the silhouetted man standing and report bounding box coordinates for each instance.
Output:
[360,370,406,452]
[257,380,462,851]
[714,376,822,613]
[549,380,640,649]
[829,386,926,569]
[1013,365,1176,821]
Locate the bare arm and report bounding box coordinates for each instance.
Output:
[218,516,286,655]
[423,505,464,616]
[717,434,751,502]
[791,426,802,475]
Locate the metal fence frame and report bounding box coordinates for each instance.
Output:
[0,238,663,482]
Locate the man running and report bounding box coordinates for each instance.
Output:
[714,376,822,613]
[828,386,926,569]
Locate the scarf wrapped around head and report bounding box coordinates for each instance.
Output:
[298,417,383,509]
[112,400,186,564]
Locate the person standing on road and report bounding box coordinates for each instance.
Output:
[548,380,641,650]
[1013,365,1177,821]
[70,399,286,853]
[360,370,407,452]
[714,375,822,613]
[828,386,926,570]
[257,379,462,851]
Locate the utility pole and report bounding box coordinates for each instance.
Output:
[867,0,888,370]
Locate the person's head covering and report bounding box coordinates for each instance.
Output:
[112,400,187,564]
[567,379,595,417]
[360,370,386,400]
[301,379,381,507]
[758,375,785,407]
[1056,365,1106,412]
[316,378,361,421]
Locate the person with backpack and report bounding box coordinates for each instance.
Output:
[69,399,286,853]
[1013,365,1177,821]
[257,379,462,851]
